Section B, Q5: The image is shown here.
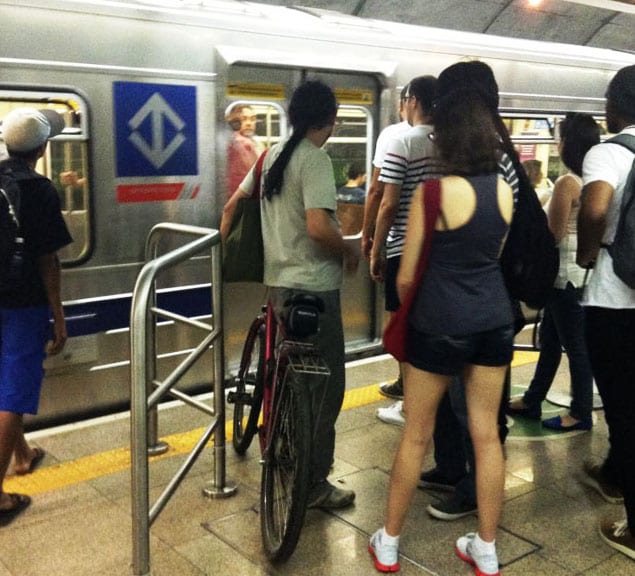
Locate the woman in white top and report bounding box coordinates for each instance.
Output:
[508,113,600,430]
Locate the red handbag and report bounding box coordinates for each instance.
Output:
[382,179,441,362]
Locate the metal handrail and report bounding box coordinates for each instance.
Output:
[130,223,236,576]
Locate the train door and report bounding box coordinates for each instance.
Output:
[309,69,379,351]
[220,64,382,367]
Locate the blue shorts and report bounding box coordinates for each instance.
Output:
[384,256,401,312]
[406,323,514,376]
[0,307,49,415]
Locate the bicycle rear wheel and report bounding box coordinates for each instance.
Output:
[231,321,265,455]
[260,368,311,562]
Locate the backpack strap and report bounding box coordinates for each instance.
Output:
[599,134,635,251]
[0,168,22,228]
[605,133,635,154]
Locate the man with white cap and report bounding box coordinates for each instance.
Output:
[0,107,72,525]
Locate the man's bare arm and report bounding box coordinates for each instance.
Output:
[577,180,614,267]
[361,167,384,259]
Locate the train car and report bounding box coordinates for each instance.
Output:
[1,0,633,429]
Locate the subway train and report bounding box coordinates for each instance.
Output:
[1,0,633,429]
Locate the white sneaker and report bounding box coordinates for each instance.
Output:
[376,401,405,427]
[456,533,500,576]
[368,529,400,572]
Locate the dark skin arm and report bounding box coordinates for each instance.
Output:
[577,180,614,267]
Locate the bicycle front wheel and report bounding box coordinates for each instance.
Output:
[260,368,311,562]
[232,321,265,455]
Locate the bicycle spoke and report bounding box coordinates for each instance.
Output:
[260,369,311,562]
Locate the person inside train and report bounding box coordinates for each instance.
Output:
[369,88,514,576]
[362,85,410,401]
[336,161,366,204]
[225,103,263,201]
[508,113,600,431]
[522,159,551,205]
[369,76,439,417]
[577,64,635,560]
[221,80,359,509]
[336,162,367,236]
[0,107,73,524]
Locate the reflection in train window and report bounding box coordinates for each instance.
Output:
[326,106,372,236]
[504,114,558,205]
[0,93,90,264]
[504,113,606,206]
[224,100,286,200]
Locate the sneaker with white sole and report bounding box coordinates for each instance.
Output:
[427,495,477,521]
[307,480,355,510]
[419,467,460,492]
[582,461,623,504]
[376,401,405,427]
[368,529,400,572]
[456,533,500,576]
[599,518,635,560]
[379,378,403,399]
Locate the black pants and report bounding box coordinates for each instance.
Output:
[585,307,635,530]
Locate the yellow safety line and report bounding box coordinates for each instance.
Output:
[5,351,539,496]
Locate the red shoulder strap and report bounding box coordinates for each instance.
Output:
[410,179,441,294]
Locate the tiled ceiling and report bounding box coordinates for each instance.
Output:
[257,0,635,53]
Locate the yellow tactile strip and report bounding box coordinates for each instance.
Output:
[5,351,538,496]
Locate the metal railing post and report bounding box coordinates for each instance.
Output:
[130,224,236,576]
[203,243,233,498]
[130,265,153,576]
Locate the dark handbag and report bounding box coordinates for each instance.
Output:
[223,150,267,283]
[382,179,441,362]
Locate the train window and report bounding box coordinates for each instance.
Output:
[504,113,607,206]
[503,114,558,205]
[0,93,90,264]
[224,100,286,199]
[326,106,372,236]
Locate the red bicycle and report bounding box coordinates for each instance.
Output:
[227,294,330,562]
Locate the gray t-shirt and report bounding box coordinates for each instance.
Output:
[240,137,343,291]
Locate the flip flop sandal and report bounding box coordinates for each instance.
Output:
[16,447,45,476]
[0,493,31,527]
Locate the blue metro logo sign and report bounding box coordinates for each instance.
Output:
[114,82,198,178]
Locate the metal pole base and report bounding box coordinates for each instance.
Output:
[147,441,169,456]
[202,481,238,499]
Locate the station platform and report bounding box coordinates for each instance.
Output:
[1,352,632,576]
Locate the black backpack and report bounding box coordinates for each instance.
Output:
[0,168,26,292]
[499,153,559,309]
[602,134,635,288]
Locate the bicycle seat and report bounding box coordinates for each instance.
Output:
[283,294,324,338]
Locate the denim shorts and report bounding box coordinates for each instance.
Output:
[0,306,49,415]
[406,323,515,376]
[384,256,401,312]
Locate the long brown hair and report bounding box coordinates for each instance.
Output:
[433,89,501,175]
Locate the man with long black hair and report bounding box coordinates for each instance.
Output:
[222,80,359,509]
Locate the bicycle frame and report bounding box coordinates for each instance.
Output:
[230,296,332,561]
[258,300,278,454]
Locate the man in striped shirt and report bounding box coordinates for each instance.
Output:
[370,76,440,403]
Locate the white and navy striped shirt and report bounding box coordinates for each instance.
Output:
[379,124,519,259]
[378,124,442,258]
